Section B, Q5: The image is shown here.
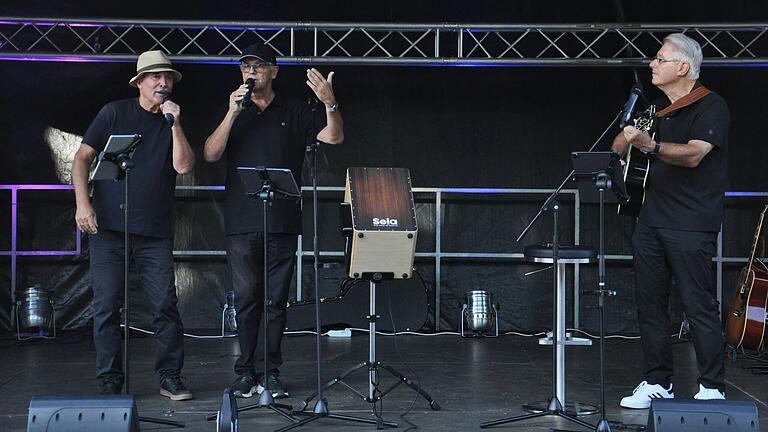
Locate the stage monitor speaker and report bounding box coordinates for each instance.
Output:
[648,399,759,431]
[27,394,139,432]
[344,167,417,279]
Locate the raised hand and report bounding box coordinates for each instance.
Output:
[306,68,336,107]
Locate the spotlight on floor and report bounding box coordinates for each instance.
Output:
[15,286,56,340]
[460,290,499,337]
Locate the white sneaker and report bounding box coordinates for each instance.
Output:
[620,381,674,409]
[693,384,725,400]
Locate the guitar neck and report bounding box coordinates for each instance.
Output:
[748,205,768,267]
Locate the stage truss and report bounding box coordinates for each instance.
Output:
[1,17,768,66]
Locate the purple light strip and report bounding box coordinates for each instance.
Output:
[1,184,81,301]
[0,55,121,63]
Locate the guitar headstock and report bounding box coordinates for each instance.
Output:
[635,105,656,133]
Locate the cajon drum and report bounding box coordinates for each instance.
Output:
[344,167,418,279]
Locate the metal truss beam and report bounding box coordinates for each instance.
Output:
[2,18,768,66]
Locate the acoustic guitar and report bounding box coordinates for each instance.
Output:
[725,204,768,351]
[617,106,656,217]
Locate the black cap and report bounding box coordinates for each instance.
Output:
[238,43,277,64]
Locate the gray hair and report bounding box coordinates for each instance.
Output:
[663,33,702,80]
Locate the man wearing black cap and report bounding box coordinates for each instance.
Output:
[72,50,195,400]
[204,42,344,398]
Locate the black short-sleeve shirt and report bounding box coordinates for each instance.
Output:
[639,86,730,232]
[222,94,323,235]
[82,98,177,238]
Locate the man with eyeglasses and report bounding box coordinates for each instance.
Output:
[204,42,343,399]
[611,33,729,408]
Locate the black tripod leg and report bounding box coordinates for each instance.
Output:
[300,361,368,409]
[558,412,597,430]
[480,411,549,428]
[268,404,300,423]
[276,412,398,432]
[328,413,398,427]
[139,416,185,427]
[377,363,441,410]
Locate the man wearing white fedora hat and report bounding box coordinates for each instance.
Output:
[71,50,195,400]
[204,42,344,399]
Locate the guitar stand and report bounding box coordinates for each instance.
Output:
[300,277,440,427]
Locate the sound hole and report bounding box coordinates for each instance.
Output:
[55,413,59,421]
[657,416,662,424]
[31,415,36,422]
[727,418,732,425]
[704,417,708,425]
[680,416,685,424]
[124,413,128,420]
[101,412,105,420]
[78,413,82,421]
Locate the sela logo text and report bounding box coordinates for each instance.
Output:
[372,217,399,227]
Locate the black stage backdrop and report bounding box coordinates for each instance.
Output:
[2,0,768,334]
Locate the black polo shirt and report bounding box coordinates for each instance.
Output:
[639,86,729,232]
[82,98,177,238]
[222,94,323,235]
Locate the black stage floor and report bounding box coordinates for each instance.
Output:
[1,330,766,431]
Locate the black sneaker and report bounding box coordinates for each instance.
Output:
[257,373,289,398]
[100,377,123,395]
[160,375,193,401]
[231,374,258,398]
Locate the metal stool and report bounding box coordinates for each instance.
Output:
[523,244,599,417]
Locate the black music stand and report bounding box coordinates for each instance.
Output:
[91,134,184,428]
[570,151,630,432]
[223,166,301,424]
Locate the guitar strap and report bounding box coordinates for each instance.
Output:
[655,84,711,118]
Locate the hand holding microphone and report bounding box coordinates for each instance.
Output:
[160,90,177,127]
[241,78,255,108]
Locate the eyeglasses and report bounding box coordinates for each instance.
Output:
[649,56,683,64]
[239,62,271,72]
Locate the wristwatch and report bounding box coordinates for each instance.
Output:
[326,103,339,113]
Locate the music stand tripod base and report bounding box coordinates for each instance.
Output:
[299,277,441,419]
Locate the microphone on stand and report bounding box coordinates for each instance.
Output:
[618,84,643,129]
[241,78,255,108]
[160,91,174,127]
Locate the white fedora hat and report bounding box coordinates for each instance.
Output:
[128,50,182,87]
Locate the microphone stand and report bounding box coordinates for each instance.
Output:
[516,110,622,244]
[278,99,390,431]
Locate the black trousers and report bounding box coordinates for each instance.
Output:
[90,229,184,383]
[632,221,725,392]
[227,232,297,376]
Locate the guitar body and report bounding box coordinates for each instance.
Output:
[725,204,768,351]
[726,266,768,351]
[617,106,655,217]
[286,276,429,332]
[618,146,651,217]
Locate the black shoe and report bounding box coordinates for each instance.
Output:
[257,372,289,398]
[160,375,193,401]
[100,377,123,395]
[231,374,258,398]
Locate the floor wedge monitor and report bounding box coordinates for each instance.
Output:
[648,399,759,432]
[27,394,139,432]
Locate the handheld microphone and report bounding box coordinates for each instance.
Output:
[241,78,255,108]
[619,84,642,129]
[160,91,174,127]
